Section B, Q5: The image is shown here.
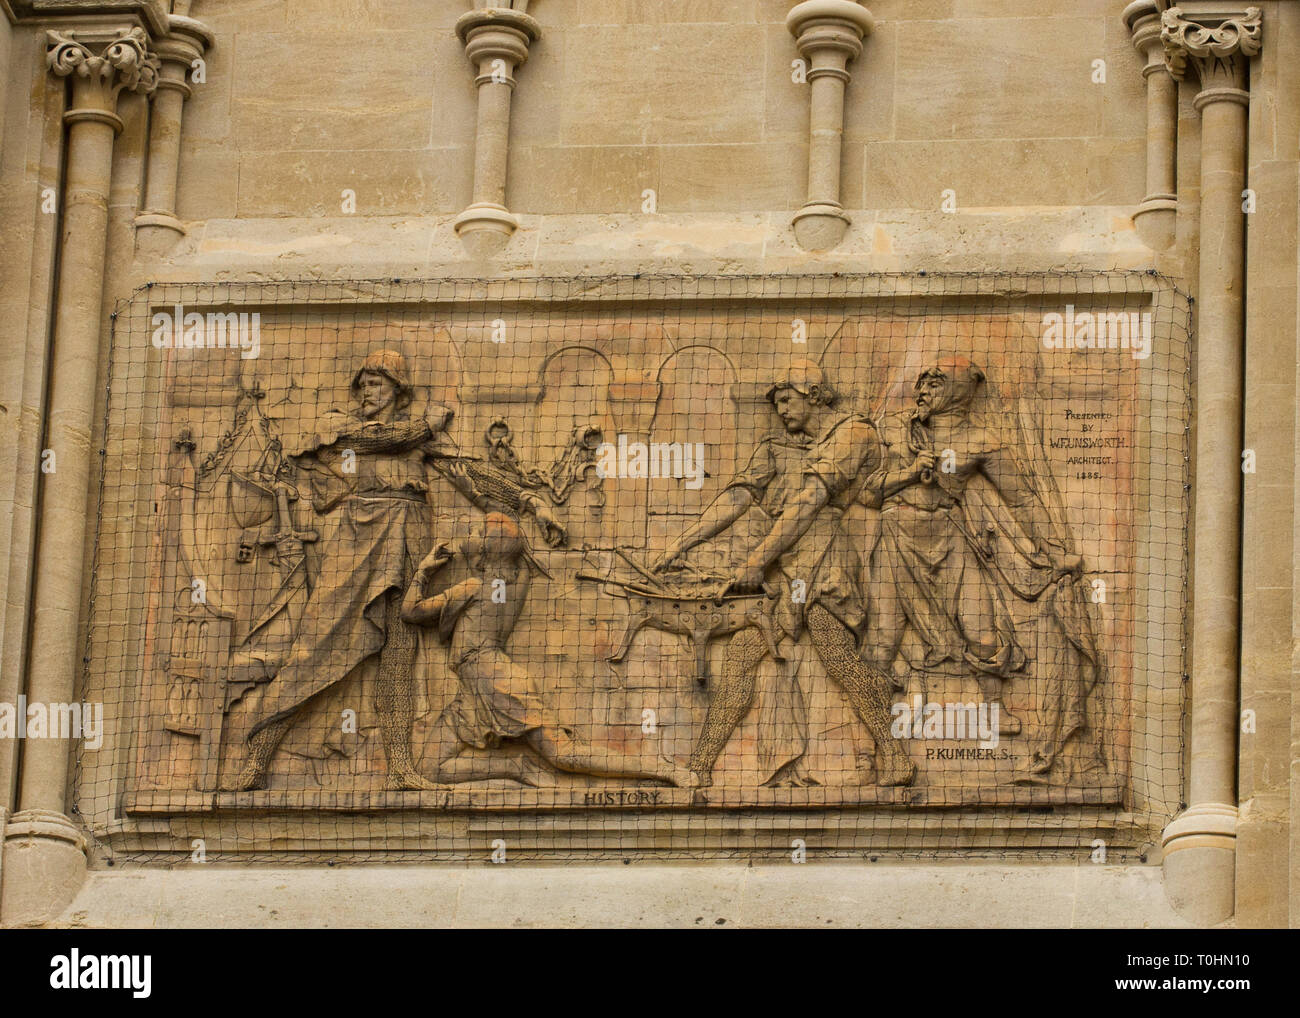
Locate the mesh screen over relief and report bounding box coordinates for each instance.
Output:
[74,273,1191,864]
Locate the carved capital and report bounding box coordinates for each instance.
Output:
[1161,5,1261,92]
[47,25,159,129]
[153,15,213,98]
[456,7,540,87]
[787,0,873,80]
[1123,1,1166,75]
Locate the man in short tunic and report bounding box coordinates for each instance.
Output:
[654,361,916,789]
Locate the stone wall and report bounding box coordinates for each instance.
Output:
[0,0,1296,928]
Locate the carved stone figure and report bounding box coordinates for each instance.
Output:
[402,514,692,786]
[652,360,916,789]
[866,358,1103,779]
[227,351,451,790]
[227,350,566,791]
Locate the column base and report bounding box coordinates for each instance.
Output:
[135,211,186,256]
[1131,194,1177,251]
[454,203,519,258]
[792,202,851,252]
[0,808,88,927]
[1161,802,1237,926]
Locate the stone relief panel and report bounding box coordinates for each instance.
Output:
[79,276,1189,850]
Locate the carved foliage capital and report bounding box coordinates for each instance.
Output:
[46,26,160,98]
[1160,6,1261,85]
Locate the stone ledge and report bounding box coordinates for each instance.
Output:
[1,0,167,36]
[49,861,1189,928]
[129,208,1160,284]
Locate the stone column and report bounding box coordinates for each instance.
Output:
[786,0,873,252]
[454,3,540,258]
[1125,1,1178,250]
[1158,3,1261,927]
[135,15,213,254]
[0,25,158,928]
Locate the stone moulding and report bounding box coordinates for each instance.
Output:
[2,0,168,36]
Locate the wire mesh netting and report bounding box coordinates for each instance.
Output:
[73,272,1191,864]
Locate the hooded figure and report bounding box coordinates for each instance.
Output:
[905,357,986,496]
[915,356,984,414]
[865,358,1107,779]
[865,358,1036,735]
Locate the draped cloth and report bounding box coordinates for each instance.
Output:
[872,502,1025,678]
[246,407,444,736]
[868,410,1027,679]
[248,493,429,735]
[419,573,553,750]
